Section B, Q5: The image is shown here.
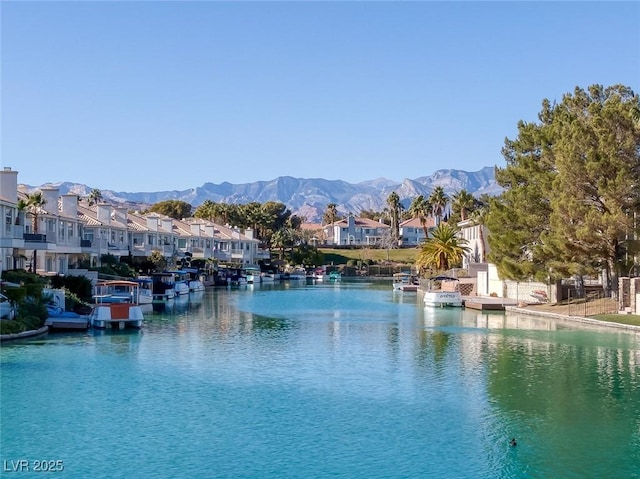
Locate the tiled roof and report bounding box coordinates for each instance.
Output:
[400,216,435,228]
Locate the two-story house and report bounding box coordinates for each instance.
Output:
[398,216,436,246]
[323,215,390,246]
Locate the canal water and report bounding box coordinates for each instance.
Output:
[1,280,639,478]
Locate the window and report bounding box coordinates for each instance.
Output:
[59,220,65,241]
[5,209,12,235]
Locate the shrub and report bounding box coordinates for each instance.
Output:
[22,315,43,331]
[50,274,93,303]
[17,300,47,326]
[0,320,23,335]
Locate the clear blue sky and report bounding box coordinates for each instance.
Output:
[1,1,639,192]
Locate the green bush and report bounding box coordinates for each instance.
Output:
[3,287,26,304]
[2,270,47,286]
[65,291,90,312]
[50,274,93,303]
[17,300,47,325]
[0,320,23,335]
[22,316,43,331]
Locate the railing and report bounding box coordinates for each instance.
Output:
[23,233,47,242]
[565,290,619,317]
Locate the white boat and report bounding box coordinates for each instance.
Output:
[392,272,419,292]
[423,276,463,308]
[134,277,154,304]
[181,268,206,292]
[168,270,191,296]
[260,272,277,282]
[89,280,145,329]
[244,266,262,284]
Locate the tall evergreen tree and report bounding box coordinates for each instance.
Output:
[487,84,640,295]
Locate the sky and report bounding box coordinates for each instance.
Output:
[1,1,639,192]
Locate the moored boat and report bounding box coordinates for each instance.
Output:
[392,272,419,292]
[168,270,191,296]
[134,277,154,304]
[89,280,145,329]
[151,272,177,302]
[423,276,463,308]
[328,271,342,281]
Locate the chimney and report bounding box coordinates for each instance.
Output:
[41,187,60,214]
[161,218,173,233]
[113,207,128,226]
[245,228,254,240]
[203,225,215,237]
[146,215,159,232]
[60,194,78,217]
[0,167,18,203]
[190,223,201,235]
[96,204,112,224]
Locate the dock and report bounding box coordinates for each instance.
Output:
[45,314,90,331]
[462,296,519,311]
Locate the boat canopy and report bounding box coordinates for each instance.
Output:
[428,276,459,281]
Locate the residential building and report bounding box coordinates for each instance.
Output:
[0,168,25,273]
[0,168,269,277]
[322,215,390,246]
[399,216,436,246]
[457,218,489,269]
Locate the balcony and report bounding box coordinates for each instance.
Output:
[24,233,47,243]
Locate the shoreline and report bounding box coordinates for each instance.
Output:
[505,306,640,332]
[0,325,49,342]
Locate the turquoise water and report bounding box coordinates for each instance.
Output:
[1,281,639,478]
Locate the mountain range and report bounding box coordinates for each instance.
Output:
[20,166,502,222]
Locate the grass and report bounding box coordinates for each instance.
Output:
[590,314,640,327]
[524,300,640,327]
[319,247,418,265]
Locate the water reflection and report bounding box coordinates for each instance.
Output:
[4,283,636,477]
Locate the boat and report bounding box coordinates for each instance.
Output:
[392,272,419,292]
[89,280,145,329]
[284,267,307,281]
[328,271,342,281]
[180,268,206,292]
[151,272,177,302]
[134,277,154,304]
[260,272,278,282]
[423,276,463,308]
[244,266,262,284]
[167,270,190,296]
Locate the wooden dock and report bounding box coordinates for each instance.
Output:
[45,315,90,331]
[462,296,519,311]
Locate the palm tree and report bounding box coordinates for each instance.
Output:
[408,195,433,239]
[17,191,47,272]
[451,189,476,221]
[87,188,103,206]
[416,222,470,273]
[323,203,340,225]
[428,186,449,225]
[386,192,402,246]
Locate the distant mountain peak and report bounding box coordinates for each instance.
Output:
[19,167,501,222]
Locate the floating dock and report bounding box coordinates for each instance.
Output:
[45,314,90,331]
[462,297,519,311]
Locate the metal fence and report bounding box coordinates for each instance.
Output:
[565,289,618,317]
